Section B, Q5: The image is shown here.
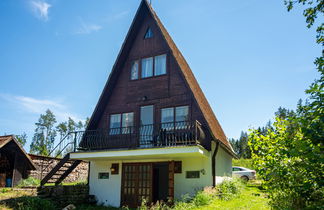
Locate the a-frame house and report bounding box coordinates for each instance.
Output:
[42,0,235,207]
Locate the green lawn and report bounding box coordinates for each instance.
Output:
[0,182,270,210]
[194,184,270,210]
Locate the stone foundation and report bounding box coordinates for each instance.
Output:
[38,185,89,207]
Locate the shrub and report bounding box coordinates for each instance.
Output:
[217,178,243,200]
[17,177,40,187]
[192,190,213,206]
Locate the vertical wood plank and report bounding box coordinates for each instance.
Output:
[168,161,175,201]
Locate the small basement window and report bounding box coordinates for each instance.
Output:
[98,172,109,179]
[144,27,153,39]
[186,171,200,179]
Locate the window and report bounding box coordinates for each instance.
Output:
[232,167,242,171]
[144,27,153,39]
[109,112,134,135]
[154,54,166,76]
[161,106,189,129]
[131,54,167,80]
[122,112,134,134]
[186,171,200,179]
[176,106,189,128]
[130,61,139,80]
[142,57,153,78]
[161,107,174,129]
[110,114,121,135]
[98,172,109,179]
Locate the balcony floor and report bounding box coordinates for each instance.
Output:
[70,145,209,161]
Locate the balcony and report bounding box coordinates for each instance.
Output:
[75,120,206,151]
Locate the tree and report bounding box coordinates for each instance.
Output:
[229,131,251,158]
[16,133,27,147]
[30,109,57,156]
[285,0,323,45]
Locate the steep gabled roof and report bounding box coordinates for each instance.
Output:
[87,0,235,155]
[0,135,36,170]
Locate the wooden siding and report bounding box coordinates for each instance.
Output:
[94,9,211,149]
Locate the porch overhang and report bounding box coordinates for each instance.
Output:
[70,145,209,161]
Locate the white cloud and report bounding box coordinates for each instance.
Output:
[30,0,51,21]
[0,94,83,123]
[103,10,129,23]
[75,18,102,35]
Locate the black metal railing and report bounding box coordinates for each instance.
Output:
[77,120,205,151]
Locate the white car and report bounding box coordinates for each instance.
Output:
[232,166,256,181]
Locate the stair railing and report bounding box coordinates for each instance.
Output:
[40,131,82,181]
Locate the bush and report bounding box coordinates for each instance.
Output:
[217,178,243,200]
[17,177,40,187]
[138,179,244,209]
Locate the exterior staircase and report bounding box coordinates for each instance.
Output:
[40,132,83,186]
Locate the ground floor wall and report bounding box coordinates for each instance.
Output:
[88,152,232,207]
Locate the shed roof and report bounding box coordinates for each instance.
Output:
[0,135,36,170]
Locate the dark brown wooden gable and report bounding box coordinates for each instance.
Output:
[86,0,234,155]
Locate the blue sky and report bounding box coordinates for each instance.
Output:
[0,0,321,151]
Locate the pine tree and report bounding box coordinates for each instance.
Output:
[30,109,57,156]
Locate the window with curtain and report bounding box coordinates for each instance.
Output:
[161,107,174,130]
[161,106,189,129]
[141,57,153,78]
[110,112,134,135]
[154,54,166,76]
[110,114,121,135]
[122,112,134,134]
[130,61,139,80]
[176,106,189,129]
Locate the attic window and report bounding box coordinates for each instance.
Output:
[144,27,153,39]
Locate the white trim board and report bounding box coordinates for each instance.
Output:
[70,146,209,160]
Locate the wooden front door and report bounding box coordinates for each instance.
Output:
[121,163,153,207]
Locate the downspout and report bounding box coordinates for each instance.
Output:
[212,140,220,187]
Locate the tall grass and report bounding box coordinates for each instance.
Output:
[139,178,244,210]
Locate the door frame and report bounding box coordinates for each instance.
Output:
[120,161,174,207]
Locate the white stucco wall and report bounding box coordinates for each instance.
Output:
[174,156,212,199]
[88,147,233,207]
[215,146,232,177]
[89,161,122,207]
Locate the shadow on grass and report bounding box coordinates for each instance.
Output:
[0,196,56,210]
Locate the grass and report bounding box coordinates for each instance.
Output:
[0,188,35,201]
[0,180,269,210]
[194,183,270,210]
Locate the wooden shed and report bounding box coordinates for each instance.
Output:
[0,135,36,187]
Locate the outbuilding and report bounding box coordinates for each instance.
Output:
[0,135,36,187]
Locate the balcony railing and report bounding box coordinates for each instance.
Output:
[75,120,205,151]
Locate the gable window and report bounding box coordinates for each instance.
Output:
[130,61,139,80]
[110,112,134,135]
[161,106,189,129]
[144,27,153,39]
[154,54,166,76]
[142,57,153,78]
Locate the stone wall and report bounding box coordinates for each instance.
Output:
[38,185,89,207]
[28,154,88,183]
